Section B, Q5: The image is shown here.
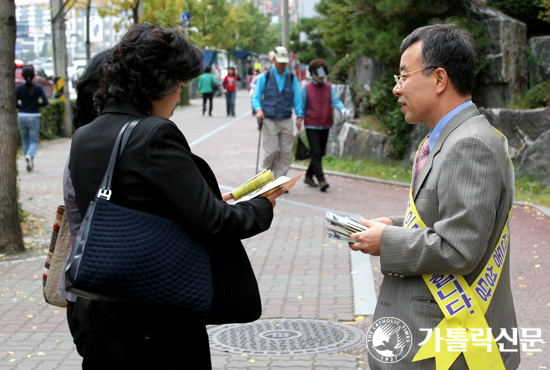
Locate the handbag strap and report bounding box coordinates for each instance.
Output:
[97,118,145,200]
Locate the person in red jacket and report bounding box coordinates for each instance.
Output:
[223,67,240,116]
[301,59,348,192]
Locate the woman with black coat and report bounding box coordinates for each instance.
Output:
[67,24,285,369]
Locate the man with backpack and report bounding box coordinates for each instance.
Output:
[252,46,303,179]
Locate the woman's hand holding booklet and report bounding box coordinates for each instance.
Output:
[230,169,302,203]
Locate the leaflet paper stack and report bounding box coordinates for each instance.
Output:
[324,211,367,243]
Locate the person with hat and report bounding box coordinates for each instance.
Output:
[301,59,348,192]
[252,46,303,179]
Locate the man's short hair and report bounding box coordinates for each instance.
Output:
[401,23,476,96]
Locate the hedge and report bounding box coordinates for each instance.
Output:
[38,98,69,140]
[27,88,191,143]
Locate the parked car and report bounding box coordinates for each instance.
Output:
[40,62,54,79]
[15,60,54,98]
[68,60,87,85]
[71,64,86,88]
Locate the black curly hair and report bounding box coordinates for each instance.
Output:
[94,23,204,113]
[73,50,111,130]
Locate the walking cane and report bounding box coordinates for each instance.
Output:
[255,117,263,174]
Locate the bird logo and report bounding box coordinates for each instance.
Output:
[367,317,412,363]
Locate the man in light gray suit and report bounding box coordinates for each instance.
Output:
[350,24,520,369]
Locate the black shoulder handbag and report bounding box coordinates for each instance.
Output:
[295,136,311,160]
[65,118,212,314]
[211,80,219,92]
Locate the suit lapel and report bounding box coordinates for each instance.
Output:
[412,104,480,198]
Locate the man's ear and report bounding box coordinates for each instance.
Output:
[433,68,448,95]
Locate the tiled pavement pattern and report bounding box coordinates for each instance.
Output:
[2,89,550,369]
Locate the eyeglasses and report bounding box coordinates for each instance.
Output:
[394,66,438,88]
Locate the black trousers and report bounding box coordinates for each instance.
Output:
[202,93,214,115]
[305,128,330,181]
[72,314,211,369]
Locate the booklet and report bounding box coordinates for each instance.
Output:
[233,171,302,203]
[231,169,275,201]
[325,211,367,243]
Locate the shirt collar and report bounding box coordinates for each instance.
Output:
[428,100,473,150]
[273,68,287,77]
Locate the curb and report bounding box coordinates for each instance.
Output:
[291,164,550,219]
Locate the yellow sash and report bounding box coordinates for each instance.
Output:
[409,129,513,370]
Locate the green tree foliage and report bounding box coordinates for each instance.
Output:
[289,17,334,66]
[329,54,356,84]
[231,1,279,53]
[516,81,550,108]
[316,0,456,66]
[142,0,278,54]
[489,0,550,36]
[363,71,410,158]
[541,0,550,23]
[143,0,183,27]
[98,0,140,32]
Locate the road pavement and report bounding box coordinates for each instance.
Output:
[1,89,549,369]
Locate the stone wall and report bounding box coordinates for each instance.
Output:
[354,56,386,93]
[483,108,550,186]
[528,36,550,87]
[460,1,529,108]
[400,108,550,185]
[329,107,549,185]
[326,84,355,157]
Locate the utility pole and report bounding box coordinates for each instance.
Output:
[281,0,289,48]
[86,0,91,61]
[138,0,144,22]
[50,0,73,137]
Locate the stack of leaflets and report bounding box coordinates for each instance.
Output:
[325,211,367,243]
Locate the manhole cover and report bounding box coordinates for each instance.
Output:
[208,318,365,356]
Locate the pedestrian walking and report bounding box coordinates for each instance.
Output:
[249,66,267,116]
[66,24,285,369]
[349,24,519,369]
[301,59,348,192]
[252,46,303,179]
[197,65,217,116]
[223,66,239,116]
[16,64,49,172]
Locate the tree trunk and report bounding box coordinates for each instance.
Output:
[51,0,73,137]
[0,0,25,254]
